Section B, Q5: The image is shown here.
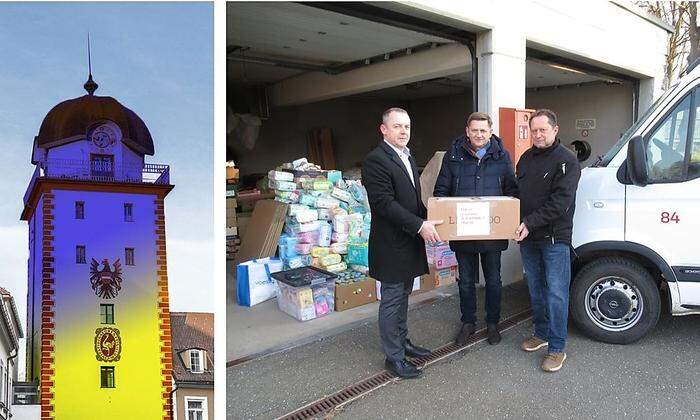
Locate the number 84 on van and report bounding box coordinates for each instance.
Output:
[660,211,680,224]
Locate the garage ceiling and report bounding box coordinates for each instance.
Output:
[228,2,621,98]
[228,2,453,85]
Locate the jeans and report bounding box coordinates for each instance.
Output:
[520,242,571,353]
[455,251,502,325]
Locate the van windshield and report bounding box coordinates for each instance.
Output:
[598,83,679,167]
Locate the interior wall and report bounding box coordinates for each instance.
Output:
[233,96,395,175]
[526,82,634,167]
[232,90,473,176]
[406,92,473,165]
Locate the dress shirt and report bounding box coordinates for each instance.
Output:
[383,139,415,186]
[383,139,424,234]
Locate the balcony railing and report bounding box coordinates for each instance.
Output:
[23,159,170,206]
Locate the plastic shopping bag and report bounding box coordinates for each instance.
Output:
[236,257,284,306]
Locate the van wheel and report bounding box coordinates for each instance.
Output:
[570,257,660,344]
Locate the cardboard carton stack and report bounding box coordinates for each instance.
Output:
[422,241,459,291]
[226,160,240,260]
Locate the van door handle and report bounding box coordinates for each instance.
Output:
[593,201,604,208]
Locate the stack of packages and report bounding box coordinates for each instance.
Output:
[422,242,459,290]
[226,161,240,260]
[266,157,376,315]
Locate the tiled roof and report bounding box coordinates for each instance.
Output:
[171,312,214,385]
[0,287,23,346]
[36,94,155,155]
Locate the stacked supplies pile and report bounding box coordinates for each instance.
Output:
[264,157,377,316]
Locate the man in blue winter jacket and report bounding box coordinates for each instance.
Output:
[433,112,518,346]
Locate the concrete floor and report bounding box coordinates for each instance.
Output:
[227,281,532,419]
[228,259,474,362]
[227,283,700,419]
[339,310,700,419]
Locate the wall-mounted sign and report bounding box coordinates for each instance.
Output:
[94,327,122,362]
[518,124,529,140]
[576,119,596,130]
[90,258,123,299]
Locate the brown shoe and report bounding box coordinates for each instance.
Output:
[520,336,548,352]
[541,352,567,372]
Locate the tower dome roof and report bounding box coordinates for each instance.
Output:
[36,94,155,155]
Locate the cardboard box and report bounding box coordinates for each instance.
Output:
[421,265,458,290]
[335,277,377,311]
[237,213,251,239]
[427,196,519,241]
[236,200,288,263]
[419,151,446,207]
[226,198,238,227]
[226,166,240,180]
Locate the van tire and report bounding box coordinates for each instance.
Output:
[570,257,660,344]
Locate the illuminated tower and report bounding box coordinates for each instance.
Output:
[21,72,174,419]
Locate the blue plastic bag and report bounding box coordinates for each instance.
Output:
[236,257,284,306]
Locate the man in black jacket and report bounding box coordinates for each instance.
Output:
[515,109,581,372]
[433,112,518,346]
[362,107,442,379]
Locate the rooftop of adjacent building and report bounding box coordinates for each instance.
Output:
[171,312,214,386]
[0,287,24,350]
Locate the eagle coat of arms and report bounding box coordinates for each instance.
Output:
[89,258,123,299]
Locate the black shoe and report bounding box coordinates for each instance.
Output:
[385,358,422,379]
[455,323,475,346]
[487,323,501,345]
[404,339,431,358]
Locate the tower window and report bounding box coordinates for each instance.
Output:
[100,304,114,324]
[100,366,115,388]
[76,245,86,264]
[125,248,135,266]
[124,203,133,222]
[75,201,85,219]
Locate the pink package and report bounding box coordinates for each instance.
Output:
[297,230,320,245]
[332,232,349,243]
[295,243,313,254]
[434,251,458,268]
[426,242,457,267]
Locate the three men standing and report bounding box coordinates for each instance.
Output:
[433,112,518,346]
[515,109,581,372]
[363,107,580,376]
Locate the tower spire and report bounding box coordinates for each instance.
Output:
[84,33,98,95]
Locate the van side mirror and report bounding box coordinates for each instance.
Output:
[616,136,648,186]
[626,136,648,187]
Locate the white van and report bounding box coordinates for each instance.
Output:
[571,60,700,343]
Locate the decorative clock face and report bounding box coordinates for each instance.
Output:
[90,124,117,149]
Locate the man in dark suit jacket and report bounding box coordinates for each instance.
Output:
[433,112,519,347]
[362,107,442,379]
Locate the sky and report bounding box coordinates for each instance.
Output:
[0,0,215,358]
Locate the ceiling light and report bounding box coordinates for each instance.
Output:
[547,63,586,75]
